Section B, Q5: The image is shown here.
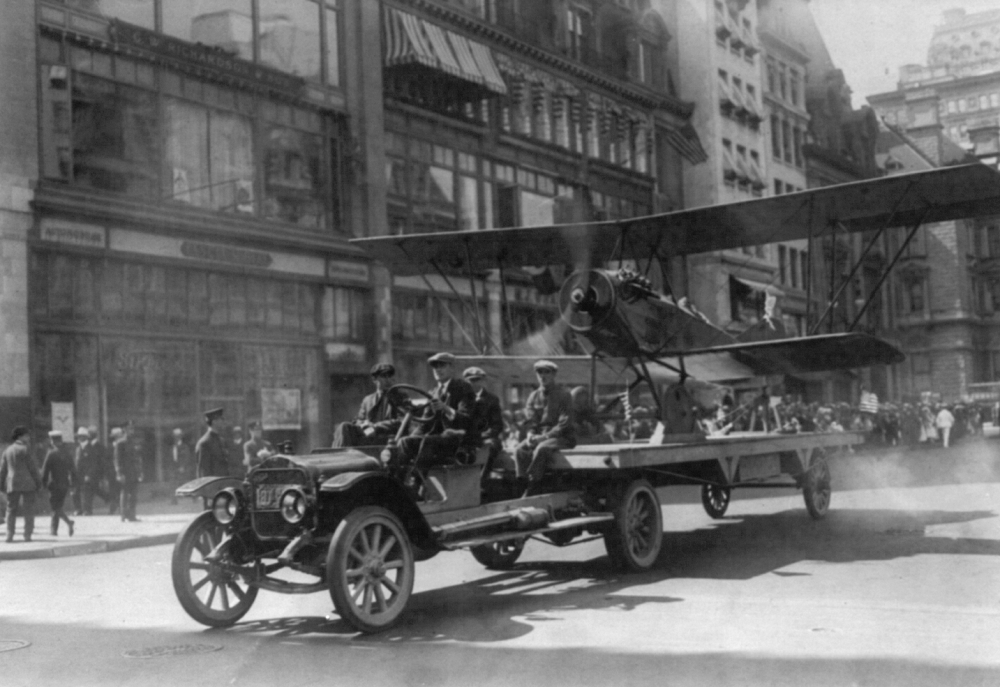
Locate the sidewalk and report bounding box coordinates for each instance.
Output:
[0,485,203,562]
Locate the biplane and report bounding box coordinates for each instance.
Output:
[171,163,1000,635]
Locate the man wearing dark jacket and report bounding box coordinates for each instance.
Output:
[393,352,477,471]
[42,430,75,536]
[463,366,505,465]
[332,363,407,447]
[516,360,576,492]
[1,426,42,542]
[113,426,143,522]
[90,425,117,515]
[195,408,230,478]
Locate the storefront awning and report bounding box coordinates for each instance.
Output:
[383,8,507,95]
[733,275,783,297]
[661,123,709,165]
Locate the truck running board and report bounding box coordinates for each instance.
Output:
[440,513,614,550]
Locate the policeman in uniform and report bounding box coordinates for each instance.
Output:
[242,421,275,472]
[516,360,576,493]
[113,426,143,522]
[392,352,477,472]
[463,366,505,466]
[331,363,407,447]
[195,408,230,478]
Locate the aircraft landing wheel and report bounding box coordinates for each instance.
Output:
[701,484,731,519]
[803,451,832,520]
[603,479,663,572]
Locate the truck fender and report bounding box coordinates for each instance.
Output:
[320,472,433,547]
[175,476,244,500]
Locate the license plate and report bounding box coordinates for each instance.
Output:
[256,484,295,509]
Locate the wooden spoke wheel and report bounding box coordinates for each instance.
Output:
[172,512,259,628]
[803,452,832,520]
[604,479,663,572]
[327,506,415,634]
[701,484,732,519]
[470,538,525,570]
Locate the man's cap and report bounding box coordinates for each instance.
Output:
[110,427,123,438]
[428,352,456,365]
[205,407,224,422]
[172,428,184,436]
[10,426,28,442]
[463,366,486,380]
[48,430,63,439]
[87,425,99,437]
[370,362,395,377]
[247,420,259,431]
[76,427,89,437]
[533,359,559,372]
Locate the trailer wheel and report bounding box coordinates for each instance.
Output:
[803,451,832,520]
[604,479,663,572]
[471,538,525,570]
[700,484,731,519]
[327,506,415,633]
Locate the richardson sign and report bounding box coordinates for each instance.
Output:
[40,219,107,248]
[109,20,304,94]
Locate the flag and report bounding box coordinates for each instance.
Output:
[663,122,709,165]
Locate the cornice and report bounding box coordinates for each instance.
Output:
[393,0,694,118]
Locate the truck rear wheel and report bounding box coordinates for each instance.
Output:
[327,506,414,633]
[603,479,663,572]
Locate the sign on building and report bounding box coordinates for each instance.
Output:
[261,389,302,430]
[51,402,74,438]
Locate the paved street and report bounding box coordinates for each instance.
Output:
[2,455,999,687]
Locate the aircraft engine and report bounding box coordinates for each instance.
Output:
[559,269,731,358]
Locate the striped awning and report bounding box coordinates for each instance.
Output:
[662,123,708,165]
[383,8,506,95]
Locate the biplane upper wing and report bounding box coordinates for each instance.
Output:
[352,164,1000,275]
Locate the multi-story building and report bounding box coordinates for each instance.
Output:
[674,0,774,338]
[1,0,701,479]
[865,7,1000,402]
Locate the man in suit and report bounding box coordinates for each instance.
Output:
[42,430,75,537]
[113,425,143,522]
[463,366,505,466]
[242,421,275,472]
[331,363,407,448]
[71,426,88,514]
[1,426,42,542]
[75,426,106,516]
[195,408,230,478]
[392,352,477,472]
[516,360,576,494]
[89,425,117,515]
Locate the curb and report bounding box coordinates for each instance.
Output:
[0,532,179,562]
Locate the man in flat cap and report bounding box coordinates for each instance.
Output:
[516,360,576,493]
[1,426,41,542]
[332,363,407,448]
[463,366,505,467]
[113,425,143,522]
[196,408,231,478]
[243,421,275,472]
[392,352,477,473]
[42,430,76,536]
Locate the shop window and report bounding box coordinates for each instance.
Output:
[259,0,322,81]
[263,124,323,228]
[247,278,267,326]
[71,73,160,198]
[163,0,254,62]
[63,0,155,30]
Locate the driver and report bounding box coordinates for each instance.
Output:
[331,363,407,448]
[392,352,476,472]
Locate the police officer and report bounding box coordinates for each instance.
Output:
[516,360,576,493]
[195,408,230,478]
[463,366,505,466]
[112,426,143,522]
[332,363,407,448]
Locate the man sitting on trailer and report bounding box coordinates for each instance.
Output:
[390,352,477,475]
[331,363,407,448]
[516,360,576,494]
[463,366,505,467]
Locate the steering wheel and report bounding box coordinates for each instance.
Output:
[389,384,442,442]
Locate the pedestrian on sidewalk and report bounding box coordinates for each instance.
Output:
[936,404,955,449]
[74,427,107,515]
[41,430,75,537]
[195,408,230,478]
[71,426,88,514]
[90,426,118,515]
[242,421,274,473]
[113,426,143,522]
[1,426,42,543]
[171,428,195,504]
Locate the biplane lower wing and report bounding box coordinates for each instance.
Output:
[351,164,1000,275]
[670,332,906,376]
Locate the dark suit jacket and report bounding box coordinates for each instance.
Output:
[473,389,505,443]
[0,440,41,493]
[195,430,230,478]
[113,437,143,484]
[413,376,476,438]
[355,388,407,433]
[42,444,76,491]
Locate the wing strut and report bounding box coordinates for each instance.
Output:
[463,240,484,352]
[416,266,481,352]
[426,258,504,355]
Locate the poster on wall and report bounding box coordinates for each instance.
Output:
[51,402,75,438]
[261,388,302,430]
